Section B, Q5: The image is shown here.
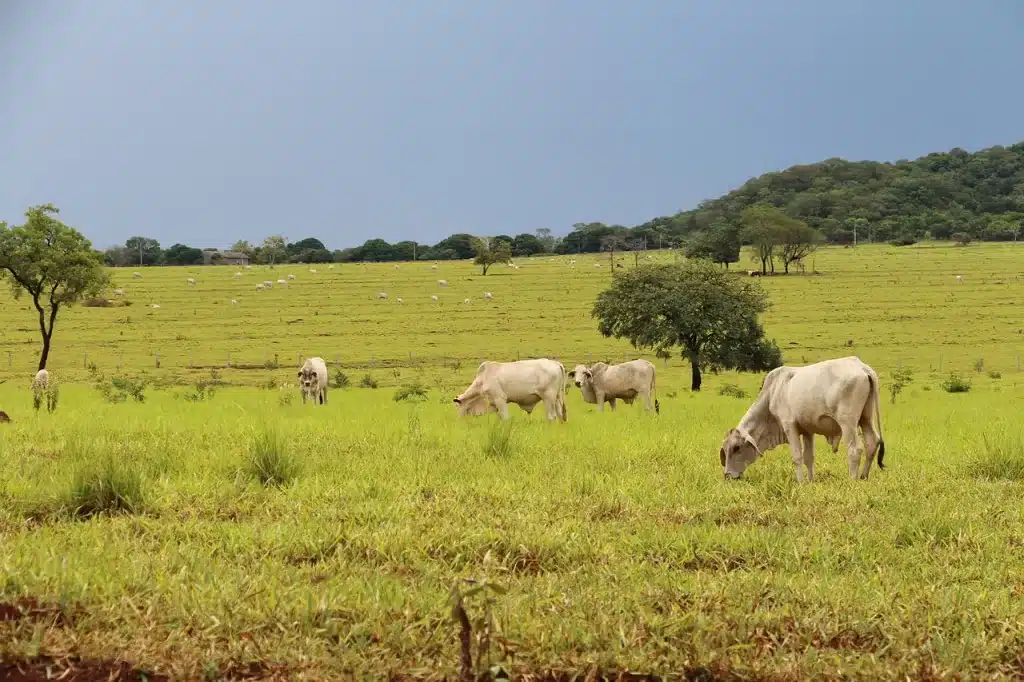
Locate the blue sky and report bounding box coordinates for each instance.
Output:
[1,0,1021,250]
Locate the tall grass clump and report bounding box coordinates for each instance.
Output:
[244,428,301,487]
[966,432,1024,482]
[394,380,429,402]
[940,372,971,393]
[60,456,147,519]
[483,421,516,459]
[333,371,350,389]
[718,383,747,399]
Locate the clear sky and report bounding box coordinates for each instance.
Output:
[1,1,1022,251]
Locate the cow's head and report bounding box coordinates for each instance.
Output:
[567,364,592,388]
[454,394,493,417]
[719,427,761,480]
[297,368,316,392]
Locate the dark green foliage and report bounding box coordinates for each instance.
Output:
[592,261,782,391]
[393,381,429,402]
[940,372,971,393]
[683,223,741,267]
[474,237,512,275]
[63,458,146,518]
[245,429,300,487]
[163,243,204,265]
[332,371,350,389]
[359,374,378,389]
[718,383,748,399]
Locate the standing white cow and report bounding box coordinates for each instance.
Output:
[32,369,59,412]
[453,358,567,422]
[296,357,329,405]
[568,359,658,413]
[437,279,448,287]
[719,356,885,483]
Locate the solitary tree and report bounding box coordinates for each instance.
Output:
[683,222,741,268]
[592,261,782,391]
[124,236,162,266]
[740,205,785,274]
[600,234,624,271]
[261,235,288,265]
[473,237,512,275]
[776,221,822,273]
[0,204,110,371]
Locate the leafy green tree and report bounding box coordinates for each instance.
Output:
[473,237,512,275]
[683,222,740,268]
[776,221,822,273]
[0,204,110,370]
[511,233,544,257]
[163,243,204,265]
[260,235,288,265]
[592,261,782,391]
[434,233,476,260]
[740,206,783,274]
[124,236,162,266]
[231,240,253,256]
[535,228,556,252]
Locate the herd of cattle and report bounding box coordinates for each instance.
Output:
[296,353,886,484]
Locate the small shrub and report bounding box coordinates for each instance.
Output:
[951,232,972,246]
[245,429,300,487]
[258,377,278,390]
[966,432,1024,482]
[394,381,429,403]
[449,359,463,373]
[973,358,985,373]
[332,371,350,389]
[889,367,914,404]
[484,421,515,459]
[718,383,747,399]
[940,372,971,393]
[83,298,115,308]
[359,374,378,389]
[278,391,294,406]
[989,370,1002,380]
[183,379,217,402]
[94,373,149,404]
[63,458,146,518]
[889,235,916,247]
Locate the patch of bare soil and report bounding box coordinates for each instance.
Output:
[0,597,80,626]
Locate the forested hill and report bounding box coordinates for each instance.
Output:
[624,141,1024,249]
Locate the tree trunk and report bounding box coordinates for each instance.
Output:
[760,256,768,275]
[38,330,52,371]
[689,351,702,391]
[783,258,790,274]
[481,263,489,275]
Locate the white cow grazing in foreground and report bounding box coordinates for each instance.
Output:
[32,369,59,412]
[719,356,885,483]
[297,357,329,405]
[454,358,567,422]
[568,359,658,413]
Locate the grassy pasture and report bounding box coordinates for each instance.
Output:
[2,243,1024,680]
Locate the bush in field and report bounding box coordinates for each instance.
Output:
[394,381,429,402]
[940,372,971,393]
[718,383,747,399]
[93,371,149,403]
[359,374,378,389]
[889,367,914,404]
[333,371,350,389]
[244,428,300,487]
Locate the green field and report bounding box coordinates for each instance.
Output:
[2,243,1024,680]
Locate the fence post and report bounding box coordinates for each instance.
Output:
[227,352,231,368]
[274,353,279,368]
[156,354,161,368]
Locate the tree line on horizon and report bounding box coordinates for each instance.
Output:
[61,140,1024,271]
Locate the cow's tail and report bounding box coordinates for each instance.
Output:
[868,371,885,470]
[651,371,660,415]
[559,363,569,422]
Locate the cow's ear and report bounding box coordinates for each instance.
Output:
[719,448,726,467]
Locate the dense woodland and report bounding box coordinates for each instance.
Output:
[95,141,1024,268]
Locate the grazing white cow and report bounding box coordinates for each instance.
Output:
[187,278,196,285]
[595,263,601,268]
[113,288,125,296]
[453,358,568,422]
[396,297,403,304]
[431,264,438,270]
[277,279,288,287]
[437,279,448,287]
[430,295,439,302]
[288,274,296,280]
[956,275,963,283]
[132,272,142,279]
[568,359,658,413]
[377,292,388,300]
[328,264,335,270]
[719,356,885,483]
[231,299,238,305]
[296,357,329,405]
[484,292,493,300]
[309,269,317,274]
[151,304,160,309]
[32,369,58,412]
[464,298,471,305]
[256,284,264,291]
[234,272,242,279]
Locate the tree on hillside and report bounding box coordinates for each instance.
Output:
[163,243,204,265]
[776,221,822,273]
[125,236,162,266]
[683,222,741,268]
[473,237,512,275]
[740,206,783,274]
[260,235,288,265]
[592,261,782,392]
[0,204,110,371]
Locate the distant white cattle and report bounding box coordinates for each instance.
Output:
[187,278,196,285]
[595,263,601,268]
[430,295,439,302]
[234,272,242,279]
[431,264,438,270]
[328,264,335,270]
[377,292,388,300]
[32,369,58,413]
[113,288,125,296]
[569,359,658,413]
[277,279,287,286]
[297,356,329,405]
[719,356,885,483]
[133,272,142,279]
[288,274,296,280]
[464,298,471,304]
[151,304,160,309]
[454,358,568,422]
[437,279,448,287]
[309,269,317,274]
[256,284,264,291]
[956,275,963,283]
[396,297,403,304]
[263,280,273,288]
[484,292,493,299]
[231,299,238,305]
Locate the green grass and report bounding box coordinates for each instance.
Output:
[1,244,1024,679]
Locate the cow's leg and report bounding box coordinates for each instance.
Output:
[858,413,880,480]
[301,391,307,405]
[842,421,863,479]
[492,394,511,420]
[827,433,841,453]
[801,433,815,482]
[782,423,806,482]
[608,398,617,411]
[595,391,605,412]
[642,391,653,411]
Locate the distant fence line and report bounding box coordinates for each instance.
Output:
[2,348,1023,376]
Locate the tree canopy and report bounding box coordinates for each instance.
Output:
[0,204,110,370]
[473,237,512,275]
[591,261,782,391]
